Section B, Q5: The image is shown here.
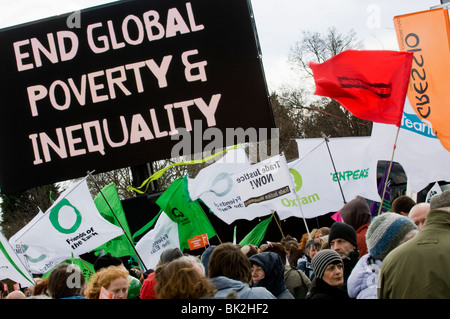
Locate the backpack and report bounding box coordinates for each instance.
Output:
[284,266,311,299]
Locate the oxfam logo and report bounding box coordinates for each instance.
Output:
[289,168,302,192]
[49,198,82,234]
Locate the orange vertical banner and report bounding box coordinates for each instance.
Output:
[394,8,450,151]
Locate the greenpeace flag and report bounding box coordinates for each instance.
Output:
[309,50,413,126]
[295,137,380,203]
[187,147,272,224]
[0,232,35,287]
[10,178,123,273]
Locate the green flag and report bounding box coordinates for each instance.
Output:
[238,215,273,247]
[93,183,135,257]
[42,258,95,283]
[156,175,216,251]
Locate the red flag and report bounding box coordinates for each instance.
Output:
[309,50,413,126]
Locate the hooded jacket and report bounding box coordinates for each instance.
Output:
[249,252,294,299]
[209,276,275,299]
[339,197,372,257]
[347,253,382,299]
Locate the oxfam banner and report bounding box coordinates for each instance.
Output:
[9,179,123,274]
[0,0,274,193]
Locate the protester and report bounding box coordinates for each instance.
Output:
[207,242,276,299]
[347,212,418,299]
[319,227,330,237]
[200,245,216,277]
[129,266,144,283]
[306,249,349,299]
[93,253,124,272]
[299,233,309,250]
[155,258,216,299]
[297,239,322,279]
[47,263,87,299]
[5,290,26,299]
[249,252,294,299]
[32,277,49,296]
[240,244,259,258]
[379,190,450,298]
[408,202,430,231]
[310,228,323,245]
[338,196,372,257]
[85,265,130,299]
[391,195,416,216]
[140,247,183,299]
[328,222,359,287]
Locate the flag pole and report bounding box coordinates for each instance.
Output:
[271,211,285,239]
[322,133,347,204]
[86,171,148,271]
[377,126,401,216]
[296,199,312,239]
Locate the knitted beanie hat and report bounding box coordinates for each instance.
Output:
[430,190,450,210]
[328,222,357,248]
[311,249,342,279]
[366,212,417,261]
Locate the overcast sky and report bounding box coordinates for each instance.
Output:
[0,0,442,91]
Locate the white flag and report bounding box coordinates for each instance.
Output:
[426,182,442,203]
[10,178,123,273]
[135,211,180,270]
[232,154,296,209]
[187,147,272,224]
[0,232,34,287]
[369,99,450,194]
[296,136,381,202]
[274,151,345,220]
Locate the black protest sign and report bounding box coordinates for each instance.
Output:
[0,0,274,193]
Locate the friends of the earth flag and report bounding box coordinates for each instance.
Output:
[369,99,450,194]
[135,211,179,270]
[9,178,123,274]
[309,50,413,126]
[0,232,34,287]
[394,8,450,151]
[9,208,68,274]
[156,175,216,252]
[187,147,272,224]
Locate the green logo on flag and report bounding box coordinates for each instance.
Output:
[289,168,302,192]
[49,198,82,234]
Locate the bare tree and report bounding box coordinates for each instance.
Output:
[276,27,371,141]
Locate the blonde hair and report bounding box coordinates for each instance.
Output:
[85,265,130,299]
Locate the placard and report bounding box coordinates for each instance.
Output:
[0,0,274,193]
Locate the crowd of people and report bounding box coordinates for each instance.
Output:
[2,190,450,300]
